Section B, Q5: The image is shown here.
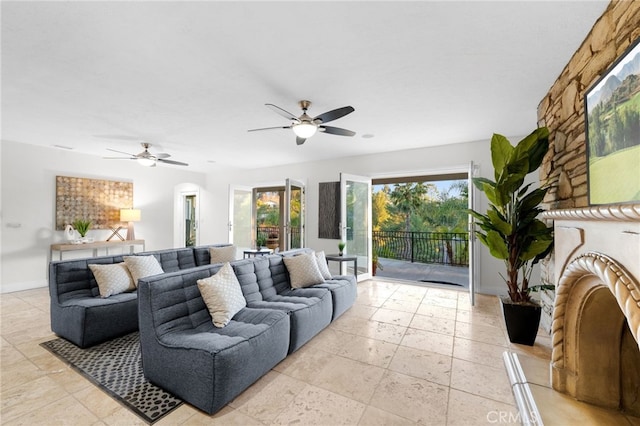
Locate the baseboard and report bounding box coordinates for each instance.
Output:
[1,279,47,294]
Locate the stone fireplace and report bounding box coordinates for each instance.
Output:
[543,204,640,414]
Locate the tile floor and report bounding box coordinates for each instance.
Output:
[0,278,631,425]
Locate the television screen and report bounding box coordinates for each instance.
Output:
[585,38,640,205]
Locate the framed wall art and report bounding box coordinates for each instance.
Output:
[55,176,133,230]
[585,37,640,205]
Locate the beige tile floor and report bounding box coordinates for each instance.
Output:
[0,278,633,425]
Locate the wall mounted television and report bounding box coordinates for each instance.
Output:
[585,37,640,205]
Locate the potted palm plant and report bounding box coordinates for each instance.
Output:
[469,127,554,345]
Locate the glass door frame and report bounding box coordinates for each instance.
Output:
[340,173,372,281]
[285,178,305,250]
[228,185,255,250]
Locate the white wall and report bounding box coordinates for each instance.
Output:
[1,141,207,293]
[200,138,511,296]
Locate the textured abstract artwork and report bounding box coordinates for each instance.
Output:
[55,176,133,230]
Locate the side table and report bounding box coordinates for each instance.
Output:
[325,254,358,278]
[243,248,273,259]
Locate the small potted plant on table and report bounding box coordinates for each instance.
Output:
[469,127,554,346]
[338,242,346,256]
[72,219,92,243]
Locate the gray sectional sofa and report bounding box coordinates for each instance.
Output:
[48,244,231,348]
[49,243,357,415]
[136,253,357,413]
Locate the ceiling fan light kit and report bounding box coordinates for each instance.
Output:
[249,100,355,145]
[137,157,156,167]
[292,122,318,138]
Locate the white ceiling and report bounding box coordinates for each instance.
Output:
[2,1,608,172]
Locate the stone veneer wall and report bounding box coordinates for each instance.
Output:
[536,1,640,332]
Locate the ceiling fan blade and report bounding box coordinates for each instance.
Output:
[93,134,142,141]
[313,106,354,124]
[103,156,135,160]
[158,158,189,166]
[296,137,306,145]
[319,126,356,137]
[156,153,171,159]
[248,126,291,132]
[266,104,300,122]
[106,148,136,156]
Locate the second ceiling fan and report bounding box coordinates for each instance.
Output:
[248,100,355,145]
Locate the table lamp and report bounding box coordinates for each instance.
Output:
[120,208,141,241]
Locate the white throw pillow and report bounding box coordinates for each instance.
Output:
[197,262,247,328]
[209,245,237,264]
[124,255,164,287]
[283,253,326,288]
[89,263,135,298]
[315,251,333,280]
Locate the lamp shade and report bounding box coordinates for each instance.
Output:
[120,208,141,222]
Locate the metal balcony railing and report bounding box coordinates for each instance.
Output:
[373,230,469,266]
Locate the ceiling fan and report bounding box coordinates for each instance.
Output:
[248,100,356,145]
[104,143,188,167]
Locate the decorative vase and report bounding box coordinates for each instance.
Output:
[501,297,541,346]
[266,238,279,250]
[64,224,75,241]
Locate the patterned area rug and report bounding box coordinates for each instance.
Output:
[41,332,182,424]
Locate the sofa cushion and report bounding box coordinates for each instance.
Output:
[124,255,164,287]
[197,262,247,328]
[209,245,237,264]
[315,251,333,280]
[283,252,325,288]
[88,262,135,298]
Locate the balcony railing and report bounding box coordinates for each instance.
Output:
[373,230,469,266]
[257,227,468,266]
[256,226,301,248]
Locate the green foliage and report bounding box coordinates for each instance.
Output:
[469,127,554,303]
[389,183,429,232]
[256,235,266,248]
[589,90,640,158]
[373,180,469,234]
[72,219,92,237]
[338,242,346,252]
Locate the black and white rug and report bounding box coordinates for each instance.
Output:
[41,332,182,424]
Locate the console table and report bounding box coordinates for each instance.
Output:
[325,254,358,278]
[50,240,146,261]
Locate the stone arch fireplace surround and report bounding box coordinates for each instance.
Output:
[543,204,640,415]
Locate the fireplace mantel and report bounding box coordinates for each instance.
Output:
[542,203,640,222]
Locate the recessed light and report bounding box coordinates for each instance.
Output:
[361,134,375,139]
[53,144,74,150]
